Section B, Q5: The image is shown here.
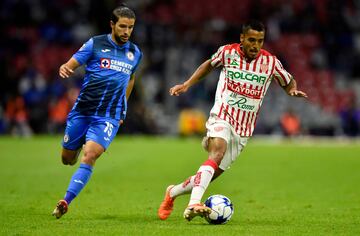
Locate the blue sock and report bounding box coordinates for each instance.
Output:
[64,163,93,205]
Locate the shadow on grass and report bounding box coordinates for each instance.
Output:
[92,213,213,226]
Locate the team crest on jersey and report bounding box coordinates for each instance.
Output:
[126,51,134,61]
[260,64,269,73]
[100,58,111,68]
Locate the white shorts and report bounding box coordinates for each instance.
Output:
[202,115,248,170]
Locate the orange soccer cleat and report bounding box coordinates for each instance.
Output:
[158,185,175,220]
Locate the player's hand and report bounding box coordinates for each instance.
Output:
[119,120,124,125]
[288,89,308,98]
[59,64,74,79]
[169,84,188,96]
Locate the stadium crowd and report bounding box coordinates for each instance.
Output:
[1,0,360,136]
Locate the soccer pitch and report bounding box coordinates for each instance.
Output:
[0,136,359,235]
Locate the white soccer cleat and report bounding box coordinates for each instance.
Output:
[183,203,211,221]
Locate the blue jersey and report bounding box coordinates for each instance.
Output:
[69,34,142,121]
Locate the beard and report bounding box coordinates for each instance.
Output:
[114,34,126,44]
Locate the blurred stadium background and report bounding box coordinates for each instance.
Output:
[1,0,360,138]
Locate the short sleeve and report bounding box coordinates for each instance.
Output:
[273,57,292,86]
[210,46,226,67]
[72,38,94,65]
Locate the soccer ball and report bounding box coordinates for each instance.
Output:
[204,194,234,224]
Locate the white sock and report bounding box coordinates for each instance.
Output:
[188,165,215,206]
[170,175,195,198]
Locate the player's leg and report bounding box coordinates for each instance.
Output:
[158,117,229,220]
[61,120,119,205]
[61,148,81,165]
[53,116,88,219]
[63,141,104,201]
[165,164,224,199]
[183,135,248,221]
[183,137,226,221]
[60,116,88,166]
[180,133,246,221]
[158,160,225,220]
[53,141,104,219]
[53,119,119,219]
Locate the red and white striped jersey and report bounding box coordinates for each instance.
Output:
[210,43,292,137]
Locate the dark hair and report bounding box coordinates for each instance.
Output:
[242,20,265,34]
[111,4,136,23]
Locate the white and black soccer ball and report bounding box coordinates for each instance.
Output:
[204,194,234,224]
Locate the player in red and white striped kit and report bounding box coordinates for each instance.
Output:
[158,21,307,221]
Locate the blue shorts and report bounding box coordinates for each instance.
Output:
[62,115,120,150]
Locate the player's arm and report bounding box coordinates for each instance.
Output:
[126,74,136,100]
[119,74,136,125]
[60,38,93,79]
[282,78,308,98]
[169,59,214,96]
[273,57,307,98]
[59,57,81,79]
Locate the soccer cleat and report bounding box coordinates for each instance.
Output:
[183,203,211,221]
[158,185,175,220]
[52,200,68,219]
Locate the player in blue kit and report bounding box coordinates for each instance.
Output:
[52,5,142,219]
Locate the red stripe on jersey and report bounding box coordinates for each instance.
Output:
[224,104,229,121]
[252,56,260,72]
[258,56,264,73]
[246,61,250,71]
[253,110,260,131]
[243,111,252,136]
[212,60,221,67]
[235,108,241,133]
[230,107,235,126]
[218,103,224,118]
[269,56,276,76]
[238,110,247,135]
[247,112,255,136]
[239,55,243,70]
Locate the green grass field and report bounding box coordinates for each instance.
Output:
[0,136,359,235]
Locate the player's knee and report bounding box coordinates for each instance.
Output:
[208,138,227,165]
[209,150,226,165]
[82,149,101,166]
